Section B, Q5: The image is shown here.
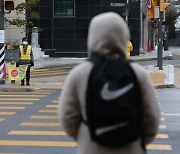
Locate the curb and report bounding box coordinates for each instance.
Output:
[131,55,173,62]
[154,84,174,89]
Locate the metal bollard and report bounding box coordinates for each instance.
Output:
[11,61,15,84]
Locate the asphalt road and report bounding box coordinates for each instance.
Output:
[0,65,180,153]
[0,88,77,153]
[149,89,180,154]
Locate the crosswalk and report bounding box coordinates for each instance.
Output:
[0,67,174,153]
[5,67,71,89]
[147,119,172,151]
[0,88,77,153]
[147,94,172,153]
[31,67,72,77]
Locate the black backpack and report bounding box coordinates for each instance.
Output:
[85,55,144,148]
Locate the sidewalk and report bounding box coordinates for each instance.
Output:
[3,48,177,89]
[131,50,174,88]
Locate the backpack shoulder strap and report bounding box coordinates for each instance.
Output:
[126,61,146,152]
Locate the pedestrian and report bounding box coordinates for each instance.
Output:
[59,12,159,154]
[16,37,34,86]
[126,40,133,59]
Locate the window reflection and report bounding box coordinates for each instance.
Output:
[54,0,74,17]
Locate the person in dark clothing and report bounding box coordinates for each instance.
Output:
[16,37,34,86]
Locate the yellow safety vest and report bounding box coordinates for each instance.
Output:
[19,45,31,60]
[126,41,133,60]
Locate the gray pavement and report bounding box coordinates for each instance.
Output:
[3,47,180,88]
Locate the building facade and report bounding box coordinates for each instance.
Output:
[5,0,25,48]
[30,0,144,57]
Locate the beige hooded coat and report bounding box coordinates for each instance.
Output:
[59,12,160,154]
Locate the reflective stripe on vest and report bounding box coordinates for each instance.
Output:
[20,45,31,60]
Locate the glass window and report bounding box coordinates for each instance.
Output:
[54,0,75,17]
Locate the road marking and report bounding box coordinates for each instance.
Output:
[164,114,180,116]
[33,90,55,93]
[52,100,59,103]
[0,140,76,147]
[8,130,67,136]
[0,92,51,95]
[31,70,69,74]
[46,105,58,108]
[0,98,39,101]
[20,122,61,127]
[0,118,5,122]
[0,95,46,97]
[155,134,169,139]
[0,102,33,105]
[0,107,26,110]
[31,68,52,72]
[160,117,165,121]
[31,72,69,77]
[31,72,68,76]
[0,112,16,115]
[31,115,58,119]
[52,101,60,104]
[147,144,172,150]
[159,125,166,129]
[39,110,57,113]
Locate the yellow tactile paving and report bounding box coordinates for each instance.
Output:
[155,134,169,139]
[0,107,25,110]
[31,115,58,119]
[20,122,61,127]
[46,105,58,108]
[0,140,76,147]
[0,112,16,115]
[147,144,172,150]
[8,130,67,136]
[38,110,57,113]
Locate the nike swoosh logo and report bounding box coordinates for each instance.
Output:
[101,82,134,101]
[96,121,129,135]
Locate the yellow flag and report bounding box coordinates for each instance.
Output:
[8,65,28,80]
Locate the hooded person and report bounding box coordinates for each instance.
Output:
[16,37,34,86]
[59,12,160,154]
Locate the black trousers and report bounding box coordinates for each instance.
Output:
[21,66,30,84]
